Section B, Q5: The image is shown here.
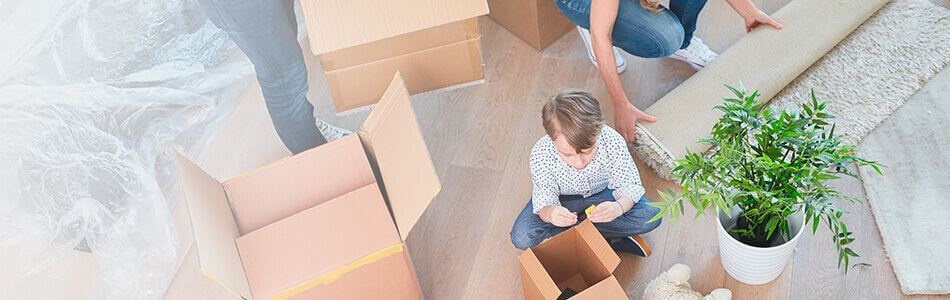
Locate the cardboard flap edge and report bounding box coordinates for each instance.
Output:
[572,275,626,299]
[172,151,251,299]
[518,249,561,299]
[574,220,621,271]
[359,72,441,241]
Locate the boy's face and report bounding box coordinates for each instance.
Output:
[553,134,596,170]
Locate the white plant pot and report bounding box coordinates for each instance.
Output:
[716,208,805,285]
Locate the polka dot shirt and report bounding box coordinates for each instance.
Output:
[529,126,646,214]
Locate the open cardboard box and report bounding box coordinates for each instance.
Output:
[299,0,490,113]
[174,73,439,299]
[487,0,575,50]
[518,221,627,300]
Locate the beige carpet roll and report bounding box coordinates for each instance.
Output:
[631,0,889,179]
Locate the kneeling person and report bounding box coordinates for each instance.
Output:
[510,89,661,256]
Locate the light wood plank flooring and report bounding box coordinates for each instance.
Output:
[163,1,950,299]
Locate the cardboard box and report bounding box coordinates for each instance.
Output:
[300,0,490,113]
[517,221,627,300]
[487,0,575,50]
[174,73,440,299]
[320,19,484,113]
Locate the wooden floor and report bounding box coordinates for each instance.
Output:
[162,0,950,299]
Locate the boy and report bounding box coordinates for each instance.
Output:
[509,89,661,256]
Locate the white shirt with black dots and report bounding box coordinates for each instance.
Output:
[529,126,646,214]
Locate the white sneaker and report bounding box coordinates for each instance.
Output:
[317,120,351,142]
[669,36,717,70]
[577,26,627,74]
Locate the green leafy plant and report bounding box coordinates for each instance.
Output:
[649,85,881,271]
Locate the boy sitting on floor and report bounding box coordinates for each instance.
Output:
[510,89,661,256]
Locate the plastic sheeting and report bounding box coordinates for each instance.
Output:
[0,0,252,298]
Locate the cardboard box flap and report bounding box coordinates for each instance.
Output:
[235,184,401,300]
[518,249,561,300]
[223,135,375,234]
[301,0,488,54]
[572,276,627,299]
[574,221,620,271]
[172,152,250,299]
[359,72,441,241]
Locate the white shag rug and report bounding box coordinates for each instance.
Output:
[767,0,950,146]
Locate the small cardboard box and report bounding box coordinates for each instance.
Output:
[174,73,440,299]
[517,221,627,300]
[300,0,490,113]
[487,0,575,50]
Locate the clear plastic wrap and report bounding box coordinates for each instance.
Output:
[0,0,252,298]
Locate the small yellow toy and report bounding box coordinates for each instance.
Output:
[585,204,597,216]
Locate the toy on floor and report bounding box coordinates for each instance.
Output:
[643,263,732,300]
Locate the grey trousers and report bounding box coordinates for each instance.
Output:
[197,0,326,154]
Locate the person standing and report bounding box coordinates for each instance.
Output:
[196,0,349,154]
[554,0,783,142]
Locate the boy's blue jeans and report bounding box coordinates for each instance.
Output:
[554,0,709,58]
[510,188,662,250]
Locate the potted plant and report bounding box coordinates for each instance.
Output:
[649,86,880,285]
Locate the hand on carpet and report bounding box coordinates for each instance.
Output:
[743,9,783,32]
[614,102,657,142]
[725,0,783,32]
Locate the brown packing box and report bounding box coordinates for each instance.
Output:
[174,73,440,299]
[518,221,627,300]
[487,0,575,50]
[320,19,484,113]
[300,0,490,113]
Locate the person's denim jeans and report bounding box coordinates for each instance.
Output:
[510,188,662,250]
[554,0,709,58]
[196,0,326,154]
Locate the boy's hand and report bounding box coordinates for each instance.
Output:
[588,201,623,223]
[542,205,578,227]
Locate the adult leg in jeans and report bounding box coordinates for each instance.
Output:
[668,0,709,48]
[554,0,708,57]
[196,0,327,154]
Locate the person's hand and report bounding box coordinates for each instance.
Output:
[589,201,624,223]
[614,102,657,142]
[542,206,578,227]
[742,9,783,32]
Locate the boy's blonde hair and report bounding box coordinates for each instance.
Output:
[541,89,605,152]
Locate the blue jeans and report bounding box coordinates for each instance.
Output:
[510,188,662,250]
[197,0,326,154]
[554,0,708,58]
